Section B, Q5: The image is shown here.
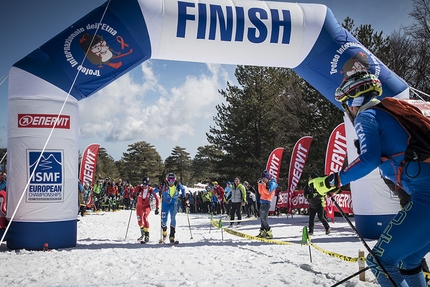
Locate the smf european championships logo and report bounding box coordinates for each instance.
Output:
[27,150,64,201]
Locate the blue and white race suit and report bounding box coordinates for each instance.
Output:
[340,100,430,287]
[160,181,185,228]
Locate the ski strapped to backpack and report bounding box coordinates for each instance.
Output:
[374,97,430,187]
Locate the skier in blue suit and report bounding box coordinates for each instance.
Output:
[160,172,185,244]
[309,71,430,287]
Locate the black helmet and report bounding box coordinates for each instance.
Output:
[142,176,150,185]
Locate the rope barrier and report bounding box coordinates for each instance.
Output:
[210,219,430,280]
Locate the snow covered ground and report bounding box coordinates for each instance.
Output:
[0,210,396,286]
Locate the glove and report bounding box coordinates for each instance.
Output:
[308,173,340,195]
[155,208,159,215]
[354,139,361,155]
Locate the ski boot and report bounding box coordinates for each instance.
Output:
[265,228,273,239]
[138,227,145,241]
[169,226,176,244]
[160,225,167,243]
[144,228,150,243]
[256,229,267,238]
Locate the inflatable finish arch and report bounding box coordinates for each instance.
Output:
[7,0,408,249]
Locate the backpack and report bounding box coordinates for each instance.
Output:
[373,97,430,186]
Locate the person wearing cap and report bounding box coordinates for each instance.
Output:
[228,177,247,228]
[304,173,330,235]
[83,182,93,212]
[0,172,6,192]
[107,181,118,211]
[159,172,185,243]
[224,181,232,216]
[257,170,278,238]
[212,181,225,214]
[78,180,86,216]
[309,71,430,287]
[132,176,160,243]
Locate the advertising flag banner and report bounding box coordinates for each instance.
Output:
[265,147,284,182]
[266,147,284,213]
[287,136,312,214]
[324,123,347,222]
[79,143,100,185]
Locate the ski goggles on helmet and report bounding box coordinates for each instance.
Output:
[335,72,382,105]
[167,177,175,185]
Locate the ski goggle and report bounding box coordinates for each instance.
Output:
[340,96,366,111]
[167,177,175,185]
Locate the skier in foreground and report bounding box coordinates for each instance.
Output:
[309,71,430,287]
[133,176,159,243]
[159,172,185,244]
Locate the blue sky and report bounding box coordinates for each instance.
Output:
[0,0,414,161]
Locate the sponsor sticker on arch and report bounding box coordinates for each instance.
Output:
[18,114,70,129]
[27,150,64,201]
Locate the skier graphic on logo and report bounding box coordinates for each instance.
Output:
[79,33,133,69]
[341,51,370,79]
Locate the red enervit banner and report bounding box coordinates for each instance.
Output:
[324,123,347,222]
[79,143,100,184]
[266,147,284,182]
[276,190,353,214]
[287,136,312,214]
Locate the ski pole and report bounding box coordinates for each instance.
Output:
[159,196,164,243]
[124,207,134,241]
[329,191,397,287]
[331,267,369,287]
[186,206,193,239]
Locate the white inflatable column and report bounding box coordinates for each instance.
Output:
[344,115,400,239]
[6,67,78,249]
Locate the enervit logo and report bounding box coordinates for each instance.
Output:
[18,114,70,129]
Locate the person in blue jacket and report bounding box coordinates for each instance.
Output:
[309,71,430,287]
[159,172,185,243]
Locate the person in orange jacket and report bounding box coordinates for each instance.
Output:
[257,170,278,239]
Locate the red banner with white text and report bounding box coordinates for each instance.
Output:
[277,190,353,214]
[324,123,347,222]
[287,136,312,214]
[79,143,100,185]
[266,147,284,183]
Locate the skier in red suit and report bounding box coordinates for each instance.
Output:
[133,176,160,243]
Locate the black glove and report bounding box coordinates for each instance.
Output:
[155,208,159,215]
[354,139,360,155]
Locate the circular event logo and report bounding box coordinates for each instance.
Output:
[63,22,133,77]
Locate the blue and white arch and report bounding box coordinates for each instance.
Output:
[6,0,407,249]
